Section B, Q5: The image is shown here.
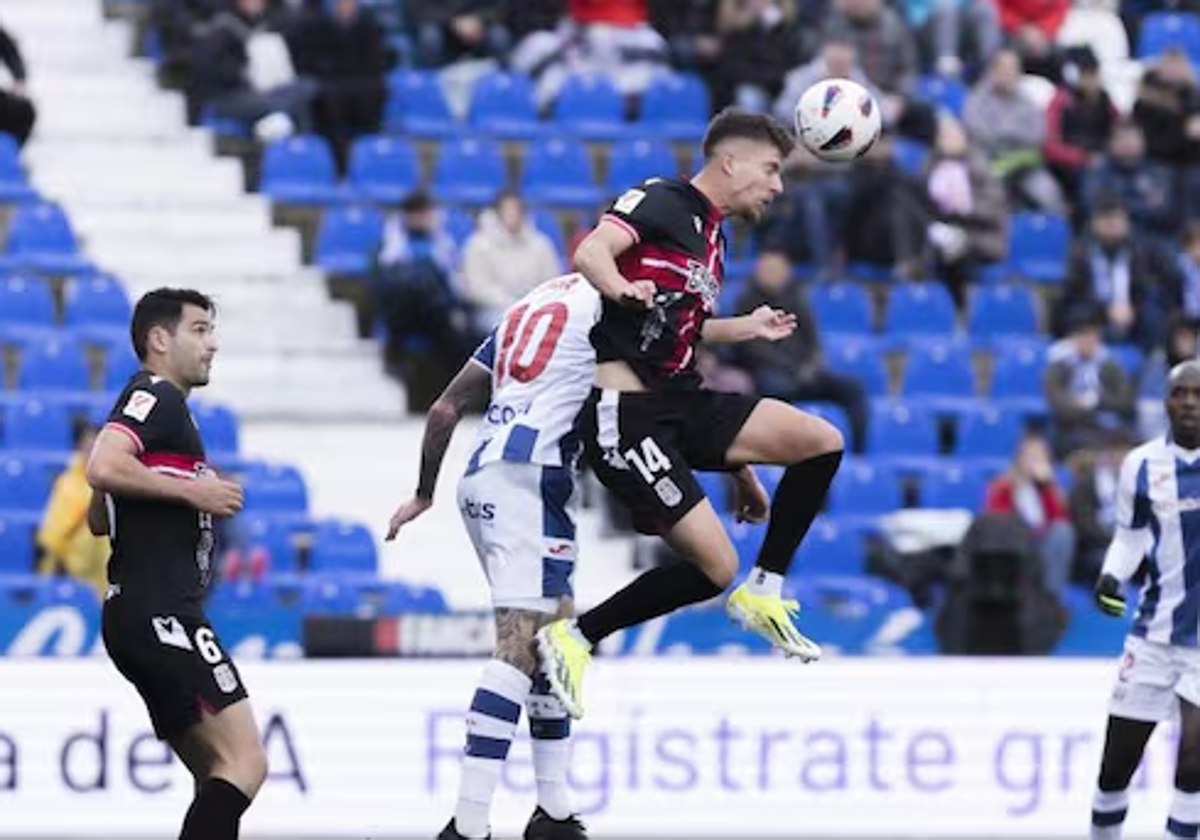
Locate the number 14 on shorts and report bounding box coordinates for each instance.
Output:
[620,436,684,508]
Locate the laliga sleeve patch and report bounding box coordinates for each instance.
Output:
[613,188,646,215]
[122,390,158,422]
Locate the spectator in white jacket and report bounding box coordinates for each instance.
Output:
[461,192,562,328]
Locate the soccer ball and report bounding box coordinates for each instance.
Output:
[794,78,882,163]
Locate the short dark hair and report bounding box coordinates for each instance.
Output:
[130,288,215,361]
[701,108,795,160]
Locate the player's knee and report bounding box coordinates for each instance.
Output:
[807,418,845,460]
[236,743,269,799]
[703,551,738,590]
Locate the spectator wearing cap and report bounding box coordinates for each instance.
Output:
[1044,46,1118,207]
[1044,304,1138,459]
[1055,197,1181,352]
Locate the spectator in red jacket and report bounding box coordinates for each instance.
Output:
[983,431,1076,596]
[993,0,1068,78]
[1044,46,1117,207]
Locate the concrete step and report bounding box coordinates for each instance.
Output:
[87,231,302,278]
[72,205,275,241]
[31,147,244,203]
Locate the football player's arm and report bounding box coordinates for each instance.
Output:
[1096,451,1153,616]
[701,308,798,344]
[87,490,109,537]
[573,219,642,302]
[85,424,193,504]
[415,359,492,501]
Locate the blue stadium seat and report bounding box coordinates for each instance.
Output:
[16,335,90,392]
[640,72,711,141]
[345,578,429,616]
[0,134,37,203]
[920,461,987,509]
[726,517,765,572]
[1109,344,1146,382]
[553,72,628,140]
[604,138,678,196]
[967,284,1039,340]
[782,575,926,655]
[884,282,958,338]
[867,401,939,457]
[0,275,55,327]
[990,338,1047,401]
[521,137,602,208]
[191,402,239,455]
[891,138,929,176]
[310,520,377,573]
[793,518,867,576]
[431,137,507,205]
[240,463,308,514]
[384,69,457,138]
[809,283,872,334]
[694,470,729,512]
[956,403,1025,459]
[410,584,449,613]
[103,346,141,392]
[1137,11,1200,63]
[0,455,51,512]
[3,202,89,274]
[903,337,977,399]
[828,460,903,515]
[3,398,71,451]
[467,70,543,140]
[259,135,344,206]
[63,273,132,328]
[443,206,477,247]
[0,516,37,573]
[206,579,279,614]
[916,74,967,117]
[313,205,385,276]
[824,334,889,396]
[347,136,420,205]
[1007,213,1070,282]
[237,515,301,573]
[301,574,358,614]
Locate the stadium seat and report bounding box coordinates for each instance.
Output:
[824,334,888,396]
[521,137,602,208]
[207,579,279,614]
[1007,213,1070,282]
[443,206,477,248]
[191,402,239,455]
[916,74,967,117]
[828,460,903,515]
[259,135,344,206]
[313,205,385,277]
[604,138,678,196]
[0,455,51,511]
[410,584,449,613]
[1109,344,1146,382]
[347,136,421,205]
[3,398,72,451]
[431,137,507,206]
[16,335,90,392]
[884,282,958,338]
[553,72,628,140]
[792,518,867,576]
[902,338,977,399]
[237,515,301,573]
[383,69,456,138]
[783,575,925,655]
[891,138,929,176]
[3,201,89,274]
[990,339,1047,402]
[967,284,1039,340]
[920,461,987,509]
[310,520,377,573]
[640,72,711,141]
[867,401,939,458]
[528,209,568,256]
[1137,11,1200,63]
[0,516,36,573]
[103,346,141,392]
[693,470,729,513]
[63,273,132,328]
[809,283,873,334]
[0,134,37,203]
[240,463,309,514]
[346,578,432,616]
[955,404,1025,459]
[467,70,543,140]
[0,275,55,327]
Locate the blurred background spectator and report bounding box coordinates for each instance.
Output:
[0,20,34,147]
[36,426,110,598]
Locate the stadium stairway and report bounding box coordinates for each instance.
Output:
[4,0,406,423]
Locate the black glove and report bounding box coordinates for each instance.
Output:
[1094,573,1127,618]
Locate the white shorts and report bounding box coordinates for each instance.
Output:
[456,461,578,613]
[1108,636,1200,722]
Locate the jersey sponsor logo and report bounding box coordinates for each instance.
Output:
[122,390,158,423]
[151,616,193,651]
[485,401,532,426]
[212,662,239,693]
[461,498,496,521]
[613,188,646,214]
[684,259,720,309]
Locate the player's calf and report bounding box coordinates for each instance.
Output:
[176,700,267,840]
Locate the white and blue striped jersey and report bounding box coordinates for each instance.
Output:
[464,274,601,475]
[1112,436,1200,647]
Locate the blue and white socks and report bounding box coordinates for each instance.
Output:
[527,672,574,820]
[1090,788,1129,840]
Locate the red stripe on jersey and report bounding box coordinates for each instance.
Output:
[600,213,640,243]
[141,452,207,475]
[104,422,144,453]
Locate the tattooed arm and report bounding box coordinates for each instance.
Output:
[386,359,492,540]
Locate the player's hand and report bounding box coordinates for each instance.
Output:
[732,466,770,524]
[618,279,656,309]
[1094,573,1127,618]
[748,305,797,341]
[188,477,244,517]
[386,496,433,541]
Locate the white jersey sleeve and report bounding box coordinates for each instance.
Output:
[464,274,601,473]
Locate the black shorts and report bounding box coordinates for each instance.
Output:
[578,387,760,535]
[102,593,248,740]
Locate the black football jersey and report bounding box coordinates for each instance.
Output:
[103,371,213,610]
[590,177,726,390]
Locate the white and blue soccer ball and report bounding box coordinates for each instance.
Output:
[794,77,883,163]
